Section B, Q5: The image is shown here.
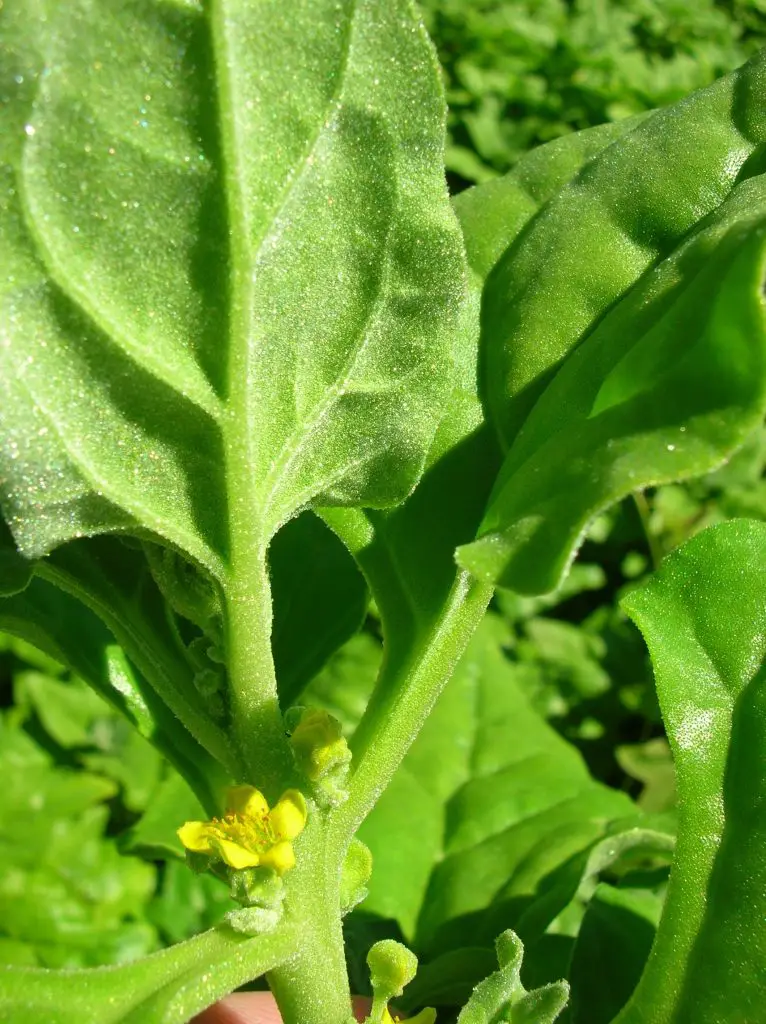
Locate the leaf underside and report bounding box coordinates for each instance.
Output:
[0,0,464,576]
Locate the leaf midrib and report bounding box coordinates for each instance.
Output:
[211,0,359,555]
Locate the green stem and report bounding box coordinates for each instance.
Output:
[223,552,294,793]
[268,816,354,1024]
[333,573,493,839]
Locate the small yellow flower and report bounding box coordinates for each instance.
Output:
[177,785,307,873]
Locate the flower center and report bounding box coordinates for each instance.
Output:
[209,811,275,853]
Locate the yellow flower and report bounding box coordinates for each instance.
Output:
[177,785,307,873]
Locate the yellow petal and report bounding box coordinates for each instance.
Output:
[260,840,296,874]
[215,837,261,869]
[270,789,307,840]
[177,820,214,853]
[226,785,269,818]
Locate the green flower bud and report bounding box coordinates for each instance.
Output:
[340,839,373,915]
[288,707,351,804]
[367,939,418,999]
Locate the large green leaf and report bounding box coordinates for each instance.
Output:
[453,116,648,285]
[321,115,642,706]
[617,519,766,1023]
[459,173,766,593]
[0,0,467,801]
[357,616,637,954]
[0,0,463,564]
[481,50,766,447]
[455,53,766,592]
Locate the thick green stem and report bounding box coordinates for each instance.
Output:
[333,572,493,839]
[268,815,354,1024]
[224,553,294,793]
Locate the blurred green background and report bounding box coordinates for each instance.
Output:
[422,0,766,187]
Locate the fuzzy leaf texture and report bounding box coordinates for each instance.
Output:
[456,51,766,592]
[617,520,766,1023]
[0,0,463,569]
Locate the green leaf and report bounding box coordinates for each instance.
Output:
[270,512,367,708]
[459,164,766,592]
[617,519,766,1022]
[322,118,616,695]
[568,884,663,1024]
[0,0,463,564]
[456,929,568,1024]
[122,771,206,862]
[0,924,296,1024]
[453,116,647,284]
[357,616,637,952]
[482,50,766,447]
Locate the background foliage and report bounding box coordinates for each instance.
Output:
[421,0,766,186]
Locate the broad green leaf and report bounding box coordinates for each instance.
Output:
[357,616,637,952]
[0,923,296,1024]
[453,116,647,284]
[480,50,766,447]
[456,929,568,1024]
[459,172,766,592]
[617,519,766,1023]
[270,512,367,708]
[568,884,663,1024]
[0,0,463,570]
[322,114,642,688]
